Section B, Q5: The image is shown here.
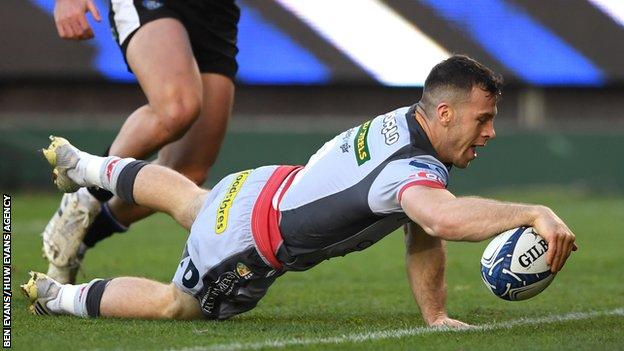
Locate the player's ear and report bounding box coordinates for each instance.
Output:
[436,103,452,126]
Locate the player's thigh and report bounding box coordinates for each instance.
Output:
[125,18,202,114]
[155,73,235,182]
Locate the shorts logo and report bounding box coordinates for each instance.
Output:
[381,113,399,145]
[236,262,252,278]
[142,0,163,10]
[215,170,251,234]
[200,271,239,317]
[354,120,372,165]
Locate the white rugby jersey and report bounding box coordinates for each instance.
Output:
[276,104,452,269]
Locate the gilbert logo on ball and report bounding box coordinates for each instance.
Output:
[480,227,555,301]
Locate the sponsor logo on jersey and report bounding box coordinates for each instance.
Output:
[409,160,447,177]
[354,120,372,165]
[417,171,444,185]
[215,170,251,234]
[236,262,252,278]
[381,113,399,145]
[142,0,164,10]
[340,128,355,153]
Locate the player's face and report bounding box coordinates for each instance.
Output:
[446,87,498,168]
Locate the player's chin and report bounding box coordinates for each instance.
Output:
[454,154,475,169]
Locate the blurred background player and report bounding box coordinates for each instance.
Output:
[43,0,240,283]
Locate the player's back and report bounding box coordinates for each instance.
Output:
[278,105,451,266]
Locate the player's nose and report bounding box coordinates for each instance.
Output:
[484,122,496,140]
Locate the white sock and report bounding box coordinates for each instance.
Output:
[45,282,88,317]
[47,279,102,317]
[67,153,135,194]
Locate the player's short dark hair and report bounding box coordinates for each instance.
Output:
[420,55,503,111]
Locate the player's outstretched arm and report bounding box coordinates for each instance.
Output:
[404,222,469,328]
[54,0,101,40]
[400,186,577,273]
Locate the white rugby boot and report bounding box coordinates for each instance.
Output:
[20,272,62,316]
[41,135,82,193]
[41,136,100,283]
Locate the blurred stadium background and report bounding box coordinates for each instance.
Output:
[2,0,624,193]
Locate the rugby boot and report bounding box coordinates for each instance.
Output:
[42,191,99,284]
[20,272,61,316]
[40,136,100,283]
[41,135,81,193]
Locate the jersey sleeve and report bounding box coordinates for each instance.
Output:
[368,156,450,214]
[396,158,449,202]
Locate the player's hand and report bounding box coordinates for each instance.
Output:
[532,206,578,273]
[429,316,471,329]
[54,0,101,40]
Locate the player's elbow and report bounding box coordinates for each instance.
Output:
[427,216,464,241]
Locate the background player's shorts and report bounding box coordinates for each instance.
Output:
[172,166,282,320]
[108,0,239,79]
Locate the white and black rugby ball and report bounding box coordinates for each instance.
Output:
[480,227,554,301]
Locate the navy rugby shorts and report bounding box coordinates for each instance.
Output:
[172,166,282,320]
[108,0,239,79]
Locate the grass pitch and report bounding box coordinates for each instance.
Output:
[11,188,624,350]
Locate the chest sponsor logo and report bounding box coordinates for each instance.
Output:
[340,128,354,153]
[215,170,251,234]
[354,120,372,165]
[381,113,399,145]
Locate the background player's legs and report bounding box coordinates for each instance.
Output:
[109,18,203,158]
[106,72,235,226]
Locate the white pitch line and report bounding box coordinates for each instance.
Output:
[173,308,624,351]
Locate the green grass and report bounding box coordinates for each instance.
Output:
[10,189,624,350]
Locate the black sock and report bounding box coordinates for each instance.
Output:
[86,279,111,318]
[87,146,114,202]
[83,203,128,248]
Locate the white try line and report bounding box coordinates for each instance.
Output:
[174,308,624,351]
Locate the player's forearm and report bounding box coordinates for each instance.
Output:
[432,196,543,241]
[404,223,448,325]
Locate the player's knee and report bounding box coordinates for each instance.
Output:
[158,285,199,320]
[157,94,202,140]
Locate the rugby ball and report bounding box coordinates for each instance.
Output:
[480,227,554,301]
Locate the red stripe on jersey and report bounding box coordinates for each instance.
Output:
[251,165,303,270]
[398,180,445,202]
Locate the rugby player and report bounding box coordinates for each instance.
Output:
[23,56,577,325]
[44,0,239,283]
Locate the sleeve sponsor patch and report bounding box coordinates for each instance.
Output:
[397,159,448,202]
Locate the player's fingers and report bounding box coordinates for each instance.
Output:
[559,237,574,271]
[553,232,567,272]
[77,16,94,39]
[68,19,86,40]
[546,235,560,272]
[545,235,557,268]
[55,20,66,38]
[61,21,76,39]
[446,319,471,328]
[87,0,102,22]
[572,242,579,251]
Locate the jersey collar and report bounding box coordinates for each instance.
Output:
[405,103,453,172]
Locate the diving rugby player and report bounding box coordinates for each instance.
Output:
[23,56,577,325]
